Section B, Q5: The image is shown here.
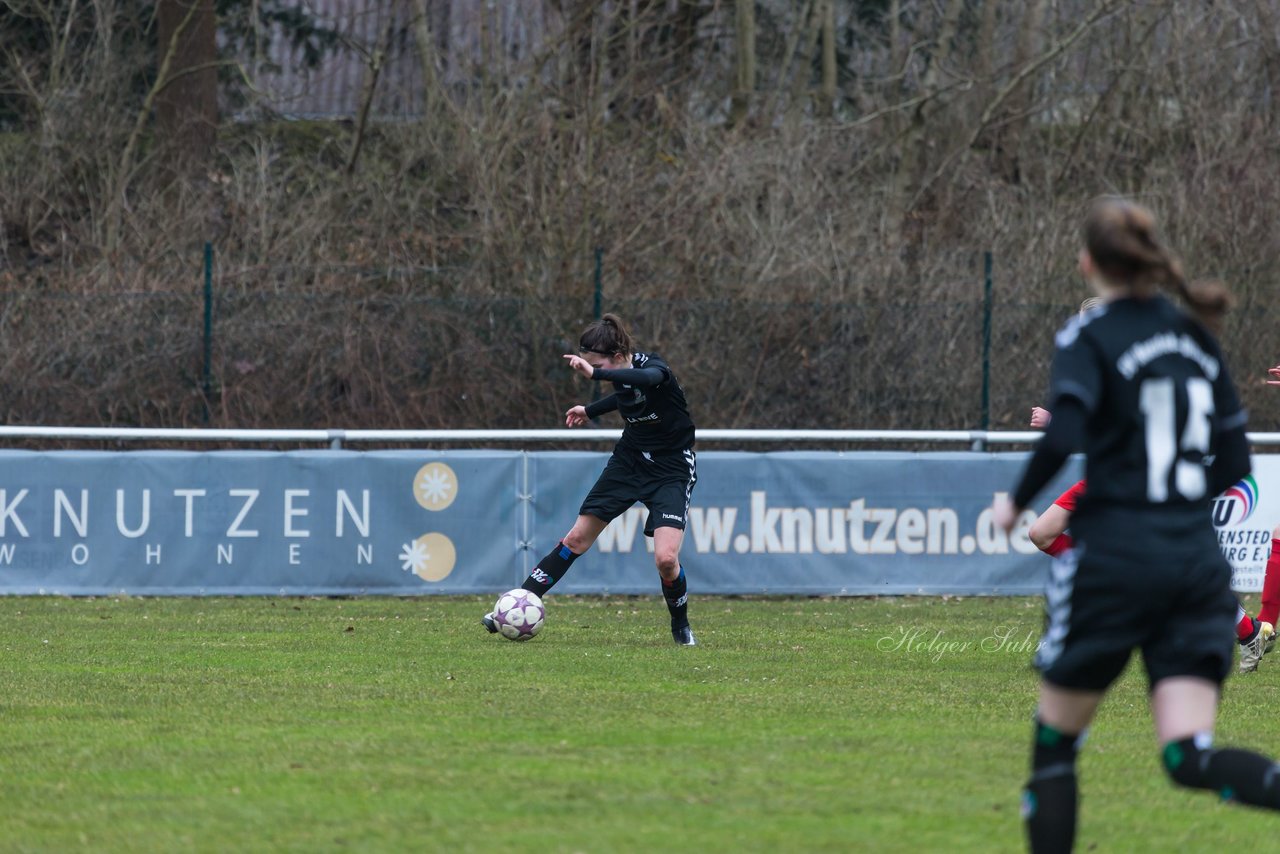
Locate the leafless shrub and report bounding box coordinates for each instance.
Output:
[1,0,1278,435]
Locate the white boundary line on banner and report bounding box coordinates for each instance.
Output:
[0,426,1278,450]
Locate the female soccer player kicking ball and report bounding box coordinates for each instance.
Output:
[995,198,1280,853]
[482,313,699,645]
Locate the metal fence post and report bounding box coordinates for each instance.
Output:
[980,250,993,437]
[202,241,213,424]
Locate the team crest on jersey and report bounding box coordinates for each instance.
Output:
[1213,475,1258,527]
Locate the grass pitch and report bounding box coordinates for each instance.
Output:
[2,595,1278,852]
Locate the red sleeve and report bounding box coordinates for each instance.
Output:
[1052,480,1087,512]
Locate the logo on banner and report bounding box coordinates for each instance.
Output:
[1213,475,1258,527]
[414,462,458,511]
[1214,472,1274,593]
[399,532,457,582]
[401,462,459,582]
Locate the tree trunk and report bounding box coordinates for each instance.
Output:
[731,0,756,126]
[893,0,965,239]
[411,0,440,118]
[975,0,999,104]
[996,0,1049,184]
[155,0,217,172]
[1256,2,1280,132]
[817,0,836,118]
[786,0,824,119]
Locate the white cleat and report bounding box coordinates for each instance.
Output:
[1240,622,1274,673]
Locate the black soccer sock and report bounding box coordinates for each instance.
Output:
[1024,719,1081,854]
[661,566,689,629]
[1163,734,1280,808]
[521,541,580,597]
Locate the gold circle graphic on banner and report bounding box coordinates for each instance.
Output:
[399,532,457,582]
[413,462,458,511]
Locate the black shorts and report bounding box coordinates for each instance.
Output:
[1034,538,1236,692]
[579,447,697,537]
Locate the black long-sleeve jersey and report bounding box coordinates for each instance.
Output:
[583,352,696,452]
[1012,295,1250,523]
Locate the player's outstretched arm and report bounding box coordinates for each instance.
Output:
[564,354,597,379]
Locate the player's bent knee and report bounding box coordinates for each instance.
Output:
[561,532,593,555]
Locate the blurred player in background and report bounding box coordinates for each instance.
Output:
[995,197,1280,853]
[1025,300,1100,561]
[1235,364,1280,664]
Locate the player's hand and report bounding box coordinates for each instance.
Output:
[1267,365,1280,386]
[565,405,589,428]
[992,495,1019,534]
[1030,407,1051,429]
[563,354,596,380]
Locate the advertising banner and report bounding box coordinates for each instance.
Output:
[0,451,523,595]
[529,452,1078,595]
[0,448,1268,596]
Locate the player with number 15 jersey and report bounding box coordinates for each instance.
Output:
[995,198,1279,854]
[1049,295,1246,534]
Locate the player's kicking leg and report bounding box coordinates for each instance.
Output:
[483,515,607,633]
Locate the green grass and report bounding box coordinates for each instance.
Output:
[1,595,1278,853]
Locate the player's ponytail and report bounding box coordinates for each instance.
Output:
[1177,279,1233,334]
[1083,197,1232,332]
[579,313,634,357]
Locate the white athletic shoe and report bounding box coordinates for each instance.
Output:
[1240,622,1274,673]
[1265,621,1276,655]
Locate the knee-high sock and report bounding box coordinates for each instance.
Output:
[1024,720,1081,854]
[662,567,689,628]
[1237,604,1255,642]
[1164,733,1280,809]
[521,541,580,597]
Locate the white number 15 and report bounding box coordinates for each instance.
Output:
[1139,376,1213,501]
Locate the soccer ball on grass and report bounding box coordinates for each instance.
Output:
[492,589,545,641]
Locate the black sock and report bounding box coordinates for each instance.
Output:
[1165,736,1280,808]
[1024,720,1080,854]
[521,541,579,597]
[1207,748,1280,807]
[662,567,689,629]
